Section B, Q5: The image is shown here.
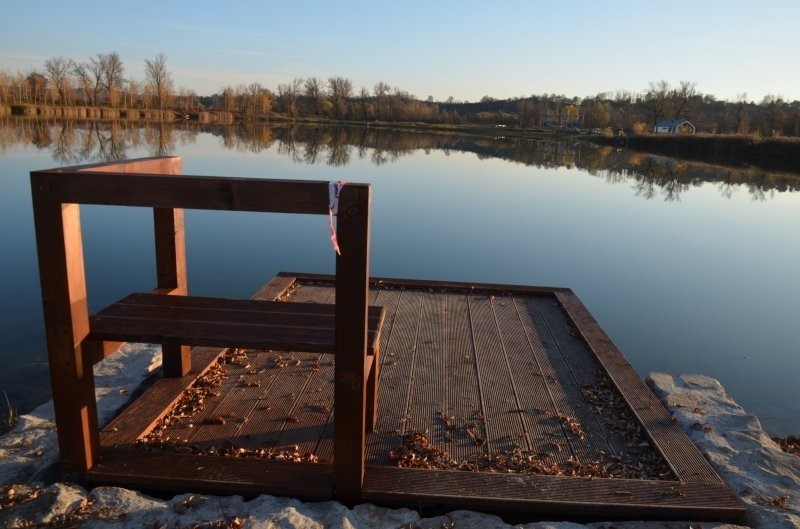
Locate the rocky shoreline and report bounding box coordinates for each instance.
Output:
[0,345,797,529]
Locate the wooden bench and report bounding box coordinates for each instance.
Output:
[88,292,386,431]
[31,157,377,503]
[90,292,386,355]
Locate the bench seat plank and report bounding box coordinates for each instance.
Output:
[89,293,385,355]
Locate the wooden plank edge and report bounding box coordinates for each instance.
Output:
[100,346,227,446]
[553,291,727,486]
[88,448,332,500]
[362,467,746,523]
[278,272,572,295]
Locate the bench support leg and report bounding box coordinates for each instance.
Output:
[153,163,189,377]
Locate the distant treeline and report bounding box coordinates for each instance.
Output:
[4,118,797,203]
[2,51,799,137]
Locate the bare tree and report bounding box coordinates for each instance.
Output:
[304,77,324,116]
[374,81,390,120]
[358,87,371,121]
[44,56,74,105]
[26,71,47,105]
[641,80,670,128]
[144,52,173,110]
[85,56,105,106]
[328,76,352,119]
[732,93,748,133]
[101,52,124,105]
[669,80,698,120]
[276,78,302,116]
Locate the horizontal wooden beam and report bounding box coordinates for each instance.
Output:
[30,170,368,215]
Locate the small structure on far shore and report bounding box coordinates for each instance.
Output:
[654,119,696,134]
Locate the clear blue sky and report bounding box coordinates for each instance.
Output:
[2,0,798,103]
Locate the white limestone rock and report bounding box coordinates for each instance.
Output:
[647,372,800,529]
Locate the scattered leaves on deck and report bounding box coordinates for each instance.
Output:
[389,430,670,479]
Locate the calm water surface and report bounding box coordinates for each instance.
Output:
[1,120,799,435]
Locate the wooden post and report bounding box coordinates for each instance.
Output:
[30,181,98,476]
[333,184,370,505]
[152,159,190,377]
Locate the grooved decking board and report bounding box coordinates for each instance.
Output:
[468,295,526,453]
[530,296,629,458]
[366,290,423,466]
[95,274,744,521]
[361,467,744,521]
[404,292,446,442]
[443,293,483,463]
[363,288,402,465]
[492,296,572,465]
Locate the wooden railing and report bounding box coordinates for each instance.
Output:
[30,157,373,503]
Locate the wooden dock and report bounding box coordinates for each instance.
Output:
[86,273,743,521]
[30,158,745,522]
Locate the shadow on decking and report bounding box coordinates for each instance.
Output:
[89,273,745,522]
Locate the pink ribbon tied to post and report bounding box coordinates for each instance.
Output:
[328,180,347,255]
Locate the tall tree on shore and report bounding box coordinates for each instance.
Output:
[276,78,302,116]
[304,77,324,116]
[641,80,670,127]
[669,80,698,120]
[26,71,47,105]
[374,81,390,120]
[144,52,172,110]
[44,56,74,105]
[100,52,125,106]
[85,55,106,106]
[72,63,93,106]
[328,76,352,119]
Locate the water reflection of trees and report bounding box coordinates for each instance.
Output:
[0,118,198,163]
[3,119,799,201]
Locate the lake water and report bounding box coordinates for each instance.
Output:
[1,119,799,436]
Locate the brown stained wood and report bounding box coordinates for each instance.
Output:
[366,291,423,466]
[101,347,226,447]
[362,467,745,522]
[404,293,446,445]
[529,296,628,458]
[89,294,384,355]
[31,194,98,475]
[253,274,297,301]
[492,297,569,462]
[333,184,371,504]
[555,291,722,484]
[31,169,345,214]
[468,294,527,454]
[70,157,183,176]
[95,278,744,521]
[87,448,333,500]
[291,286,337,461]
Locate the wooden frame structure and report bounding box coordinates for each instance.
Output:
[30,157,375,503]
[31,157,745,521]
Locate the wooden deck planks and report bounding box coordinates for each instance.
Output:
[442,293,483,463]
[94,276,744,521]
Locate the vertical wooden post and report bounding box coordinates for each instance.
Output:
[152,159,190,377]
[333,184,370,505]
[30,178,99,476]
[154,206,190,376]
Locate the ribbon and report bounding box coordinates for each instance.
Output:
[328,181,347,255]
